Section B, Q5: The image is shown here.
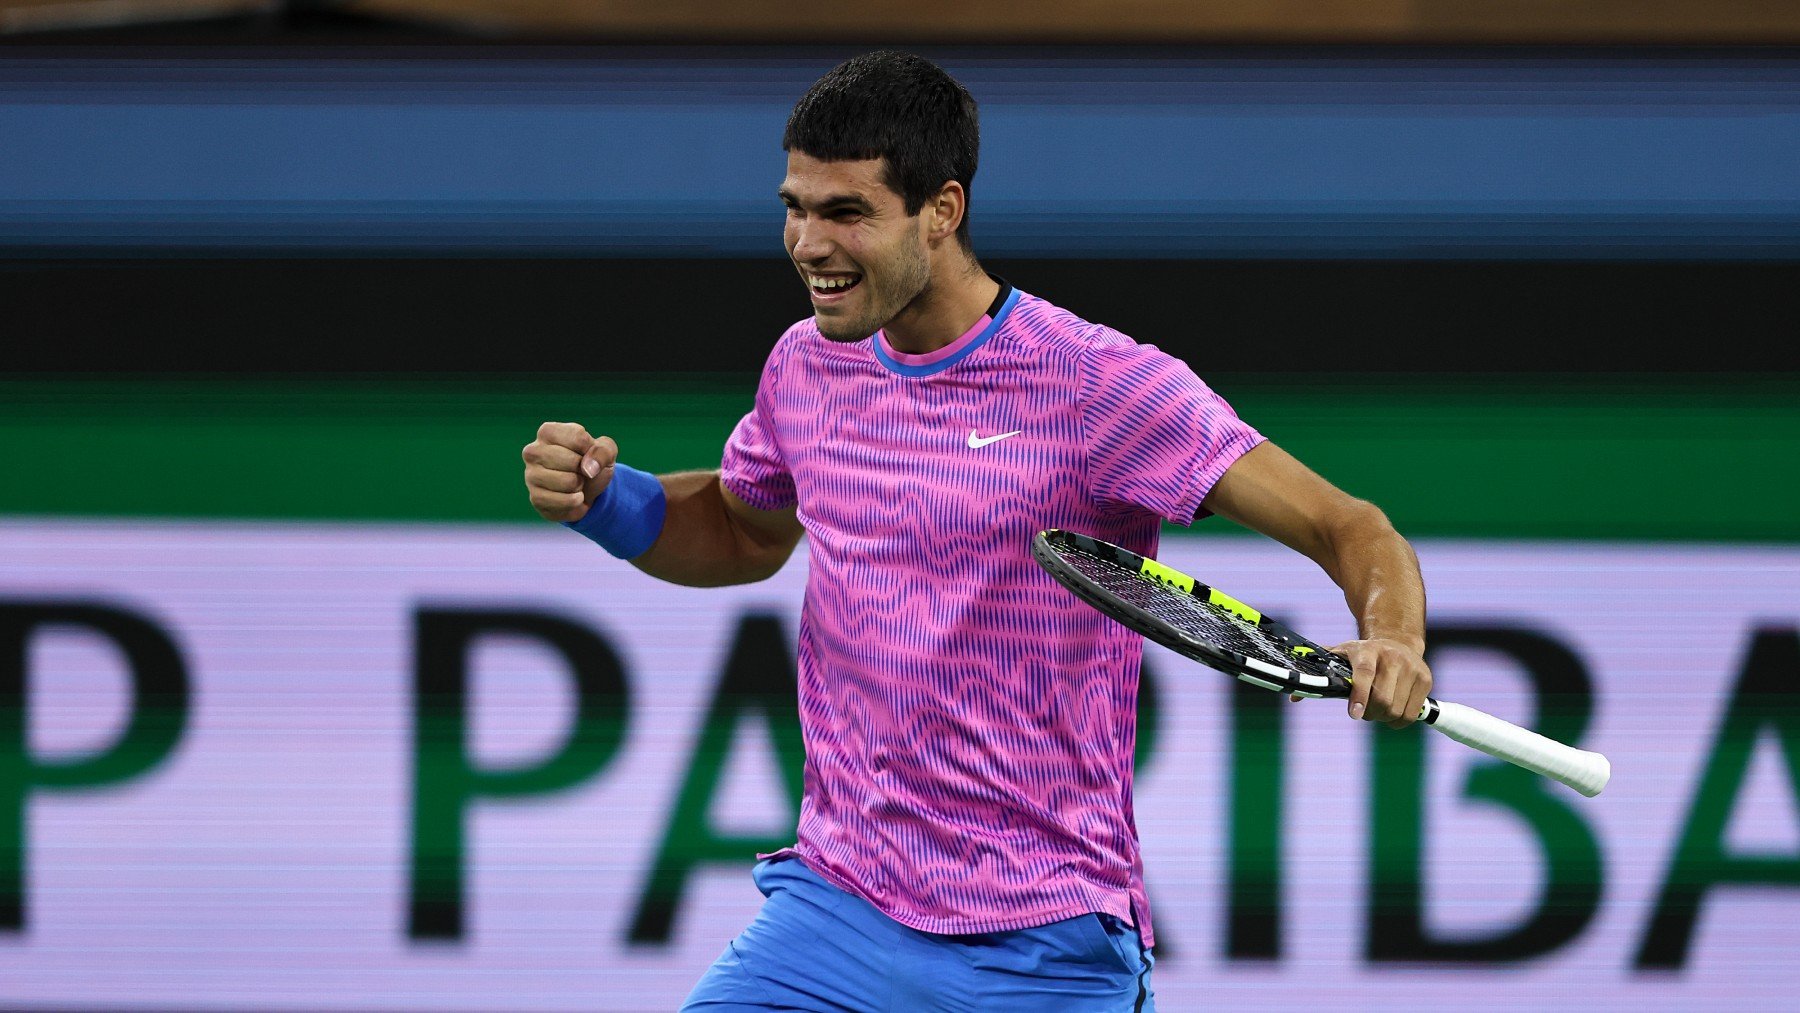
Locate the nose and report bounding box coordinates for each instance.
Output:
[788,215,831,264]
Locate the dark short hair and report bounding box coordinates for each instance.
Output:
[783,51,980,249]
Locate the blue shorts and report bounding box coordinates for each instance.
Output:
[682,857,1155,1012]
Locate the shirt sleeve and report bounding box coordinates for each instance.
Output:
[1079,334,1264,525]
[719,337,798,511]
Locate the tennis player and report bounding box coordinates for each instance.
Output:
[523,51,1433,1012]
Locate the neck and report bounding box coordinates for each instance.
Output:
[882,255,1000,355]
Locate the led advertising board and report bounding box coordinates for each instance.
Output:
[2,520,1796,1009]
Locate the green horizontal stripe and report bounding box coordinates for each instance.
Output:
[1,375,1794,542]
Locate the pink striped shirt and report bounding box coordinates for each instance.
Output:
[721,286,1263,947]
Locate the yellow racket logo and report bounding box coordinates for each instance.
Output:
[1204,588,1262,624]
[1137,558,1195,594]
[1137,556,1262,623]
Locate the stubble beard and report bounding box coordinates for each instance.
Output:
[813,238,932,344]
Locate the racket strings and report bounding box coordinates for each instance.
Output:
[1055,543,1330,677]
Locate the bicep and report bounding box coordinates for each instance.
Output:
[1200,441,1369,560]
[721,479,804,557]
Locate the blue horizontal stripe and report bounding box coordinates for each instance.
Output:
[5,200,1797,260]
[5,54,1800,260]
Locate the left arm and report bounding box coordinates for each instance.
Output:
[1201,441,1432,727]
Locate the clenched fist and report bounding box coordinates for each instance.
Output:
[1331,637,1433,728]
[522,421,618,523]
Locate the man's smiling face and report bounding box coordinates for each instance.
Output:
[780,151,933,343]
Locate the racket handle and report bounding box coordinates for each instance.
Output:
[1423,699,1611,798]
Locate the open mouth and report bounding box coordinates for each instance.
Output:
[807,273,862,298]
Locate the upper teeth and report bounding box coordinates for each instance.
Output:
[811,275,855,291]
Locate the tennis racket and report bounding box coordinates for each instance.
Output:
[1032,529,1610,797]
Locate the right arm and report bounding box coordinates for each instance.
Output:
[629,469,802,587]
[522,421,803,588]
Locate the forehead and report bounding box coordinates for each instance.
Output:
[780,151,898,203]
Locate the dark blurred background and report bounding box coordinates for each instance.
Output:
[4,4,1799,538]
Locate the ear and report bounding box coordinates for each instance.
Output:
[924,181,966,245]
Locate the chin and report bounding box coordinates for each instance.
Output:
[813,315,879,343]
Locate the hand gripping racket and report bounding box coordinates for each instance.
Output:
[1032,529,1610,797]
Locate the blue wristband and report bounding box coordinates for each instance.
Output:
[562,463,667,559]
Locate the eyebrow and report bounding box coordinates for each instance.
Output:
[778,189,873,212]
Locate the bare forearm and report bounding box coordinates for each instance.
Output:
[1201,444,1431,723]
[628,471,790,588]
[1316,503,1427,655]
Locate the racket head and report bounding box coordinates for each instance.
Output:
[1032,528,1355,699]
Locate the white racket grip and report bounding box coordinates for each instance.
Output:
[1428,700,1611,797]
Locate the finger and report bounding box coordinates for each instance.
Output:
[525,464,584,495]
[581,464,616,503]
[1366,653,1401,724]
[529,485,585,511]
[580,435,619,478]
[1385,692,1420,728]
[1345,648,1374,720]
[536,421,594,453]
[1394,664,1434,729]
[529,486,588,521]
[522,441,585,472]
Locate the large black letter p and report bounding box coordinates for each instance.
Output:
[0,601,190,930]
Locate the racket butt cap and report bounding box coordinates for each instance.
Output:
[1571,754,1611,798]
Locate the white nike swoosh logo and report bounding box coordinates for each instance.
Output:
[967,429,1022,449]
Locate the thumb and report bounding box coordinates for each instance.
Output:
[580,436,619,503]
